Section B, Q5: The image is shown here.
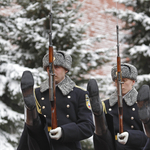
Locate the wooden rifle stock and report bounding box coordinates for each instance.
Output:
[116,25,123,134]
[49,46,57,129]
[49,2,57,129]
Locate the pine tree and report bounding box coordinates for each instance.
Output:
[6,0,112,84]
[0,1,24,149]
[107,0,150,88]
[119,0,150,74]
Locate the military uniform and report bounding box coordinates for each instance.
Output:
[94,88,147,150]
[88,63,148,150]
[137,85,150,150]
[17,51,94,150]
[18,75,94,150]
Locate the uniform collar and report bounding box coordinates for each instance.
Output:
[40,75,75,96]
[109,87,138,107]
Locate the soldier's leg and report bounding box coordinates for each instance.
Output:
[87,79,107,136]
[21,71,40,127]
[87,79,115,150]
[21,71,51,150]
[137,84,150,138]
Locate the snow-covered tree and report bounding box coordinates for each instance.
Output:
[4,0,112,85]
[106,0,150,88]
[117,0,150,74]
[0,1,24,150]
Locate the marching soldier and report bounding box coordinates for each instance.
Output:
[87,63,148,150]
[17,51,94,150]
[137,84,150,150]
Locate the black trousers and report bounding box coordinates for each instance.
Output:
[94,130,115,150]
[143,138,150,150]
[17,115,52,150]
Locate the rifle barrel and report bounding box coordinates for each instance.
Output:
[116,25,123,134]
[49,0,57,129]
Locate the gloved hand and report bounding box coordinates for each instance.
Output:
[49,127,62,140]
[117,132,129,145]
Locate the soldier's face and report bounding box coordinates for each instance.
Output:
[115,78,135,96]
[54,66,68,84]
[47,66,68,84]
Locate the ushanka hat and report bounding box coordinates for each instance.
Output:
[111,63,138,81]
[43,51,72,71]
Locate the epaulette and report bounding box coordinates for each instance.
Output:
[101,98,109,114]
[34,87,42,114]
[75,85,86,91]
[102,101,107,114]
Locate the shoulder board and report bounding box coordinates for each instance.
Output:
[102,101,107,114]
[75,85,86,91]
[34,88,42,114]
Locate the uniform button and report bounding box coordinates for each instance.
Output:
[131,125,134,128]
[67,96,71,98]
[132,108,135,111]
[41,97,44,100]
[66,115,69,118]
[42,106,45,109]
[131,116,134,120]
[67,104,70,108]
[44,115,46,117]
[109,108,112,111]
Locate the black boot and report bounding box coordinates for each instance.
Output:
[87,79,108,136]
[21,71,52,150]
[21,71,40,126]
[137,84,150,138]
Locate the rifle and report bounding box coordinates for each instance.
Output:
[49,0,57,129]
[116,25,123,134]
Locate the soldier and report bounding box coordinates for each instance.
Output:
[87,63,148,150]
[17,51,94,150]
[137,84,150,150]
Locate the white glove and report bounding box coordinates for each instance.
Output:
[49,127,62,140]
[117,132,129,145]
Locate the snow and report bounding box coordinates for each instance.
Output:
[0,60,47,95]
[129,44,150,57]
[137,74,150,83]
[0,101,24,123]
[0,132,15,150]
[0,101,24,150]
[26,2,39,11]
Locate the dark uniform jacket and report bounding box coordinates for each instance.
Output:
[17,75,94,150]
[94,88,147,150]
